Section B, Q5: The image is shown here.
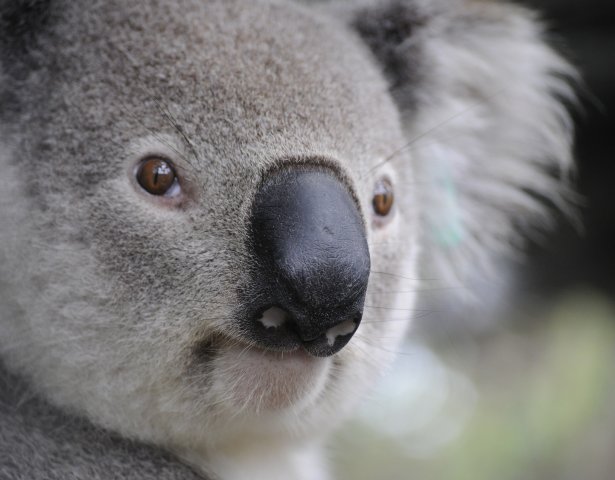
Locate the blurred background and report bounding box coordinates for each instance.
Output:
[333,1,615,478]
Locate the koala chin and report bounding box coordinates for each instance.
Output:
[0,0,574,479]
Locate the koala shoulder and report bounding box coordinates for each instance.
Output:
[0,363,207,480]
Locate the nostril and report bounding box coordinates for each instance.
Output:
[252,305,362,357]
[257,306,289,330]
[251,306,301,352]
[324,319,358,347]
[301,313,362,358]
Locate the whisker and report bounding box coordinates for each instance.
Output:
[369,270,436,282]
[153,99,201,171]
[360,88,506,179]
[369,286,471,294]
[364,305,432,312]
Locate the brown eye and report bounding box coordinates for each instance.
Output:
[136,157,178,196]
[372,179,394,217]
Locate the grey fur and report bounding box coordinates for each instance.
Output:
[0,362,209,480]
[0,0,575,479]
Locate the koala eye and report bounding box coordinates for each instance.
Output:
[372,179,394,217]
[136,157,179,196]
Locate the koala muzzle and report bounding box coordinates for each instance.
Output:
[248,167,370,357]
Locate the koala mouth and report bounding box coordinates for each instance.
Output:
[192,328,317,366]
[193,330,332,412]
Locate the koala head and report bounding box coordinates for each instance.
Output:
[0,0,573,476]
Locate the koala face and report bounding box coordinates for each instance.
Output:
[0,0,574,476]
[0,0,418,458]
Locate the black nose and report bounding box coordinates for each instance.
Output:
[246,167,370,357]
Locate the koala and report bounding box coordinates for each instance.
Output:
[0,0,574,479]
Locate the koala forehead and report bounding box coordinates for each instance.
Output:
[16,0,404,188]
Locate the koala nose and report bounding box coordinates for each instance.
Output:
[248,167,370,357]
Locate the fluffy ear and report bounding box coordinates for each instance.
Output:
[1,0,53,81]
[353,0,577,300]
[0,0,51,52]
[1,0,53,117]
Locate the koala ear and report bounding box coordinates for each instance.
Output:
[0,0,51,58]
[353,0,577,300]
[1,0,53,115]
[0,0,51,35]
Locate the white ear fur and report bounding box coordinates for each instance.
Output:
[404,2,577,300]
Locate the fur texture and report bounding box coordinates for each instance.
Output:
[0,0,574,479]
[0,363,207,480]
